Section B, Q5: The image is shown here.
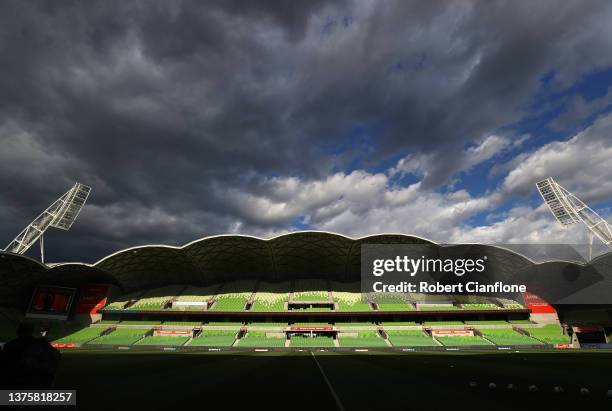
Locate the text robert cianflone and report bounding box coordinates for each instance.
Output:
[372,255,487,277]
[372,281,527,293]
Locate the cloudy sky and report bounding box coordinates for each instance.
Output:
[1,0,612,263]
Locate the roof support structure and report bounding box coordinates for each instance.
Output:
[4,182,91,259]
[537,177,612,249]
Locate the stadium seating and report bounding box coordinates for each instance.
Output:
[252,282,290,312]
[526,325,569,344]
[129,285,185,310]
[460,304,500,310]
[334,322,376,327]
[189,330,237,346]
[480,328,542,345]
[103,291,143,310]
[173,284,220,303]
[120,320,162,325]
[205,322,244,327]
[374,294,415,311]
[210,294,250,311]
[87,328,148,345]
[135,335,191,346]
[239,331,286,347]
[162,321,202,326]
[386,330,437,346]
[208,280,255,311]
[338,331,388,347]
[52,327,104,345]
[496,298,526,309]
[508,319,533,324]
[290,335,335,347]
[463,320,509,325]
[293,279,330,302]
[418,305,460,311]
[330,282,372,311]
[379,321,420,326]
[422,321,465,326]
[435,335,492,346]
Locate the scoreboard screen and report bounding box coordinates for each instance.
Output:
[26,285,76,320]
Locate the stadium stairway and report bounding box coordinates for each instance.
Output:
[379,329,393,347]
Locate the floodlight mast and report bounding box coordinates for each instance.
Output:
[536,177,612,251]
[3,182,91,263]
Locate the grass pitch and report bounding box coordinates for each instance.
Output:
[50,349,612,410]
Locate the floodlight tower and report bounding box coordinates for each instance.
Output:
[4,182,91,263]
[536,177,612,258]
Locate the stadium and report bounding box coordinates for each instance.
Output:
[2,180,612,407]
[2,229,611,349]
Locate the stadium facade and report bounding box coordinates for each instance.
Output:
[1,231,611,350]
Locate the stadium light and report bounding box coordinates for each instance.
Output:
[536,177,612,254]
[4,182,91,263]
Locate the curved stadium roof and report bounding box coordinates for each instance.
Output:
[1,231,611,308]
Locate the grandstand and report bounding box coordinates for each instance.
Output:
[290,334,335,348]
[251,282,290,312]
[479,328,542,345]
[373,293,415,311]
[292,279,330,302]
[88,328,148,345]
[103,291,144,310]
[188,330,237,347]
[330,282,372,311]
[1,231,606,353]
[386,330,438,347]
[238,331,286,347]
[435,334,492,346]
[525,325,570,345]
[52,328,105,345]
[210,280,255,311]
[338,331,388,347]
[128,285,185,310]
[170,284,220,310]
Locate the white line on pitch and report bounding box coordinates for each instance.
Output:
[311,352,345,411]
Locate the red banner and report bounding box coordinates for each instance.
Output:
[432,330,472,336]
[52,343,77,348]
[155,330,191,336]
[290,327,333,331]
[522,292,557,314]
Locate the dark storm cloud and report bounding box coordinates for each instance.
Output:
[0,0,611,262]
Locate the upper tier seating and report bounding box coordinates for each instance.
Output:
[129,285,185,310]
[330,282,372,311]
[374,293,415,311]
[252,282,290,312]
[210,280,256,311]
[292,279,329,302]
